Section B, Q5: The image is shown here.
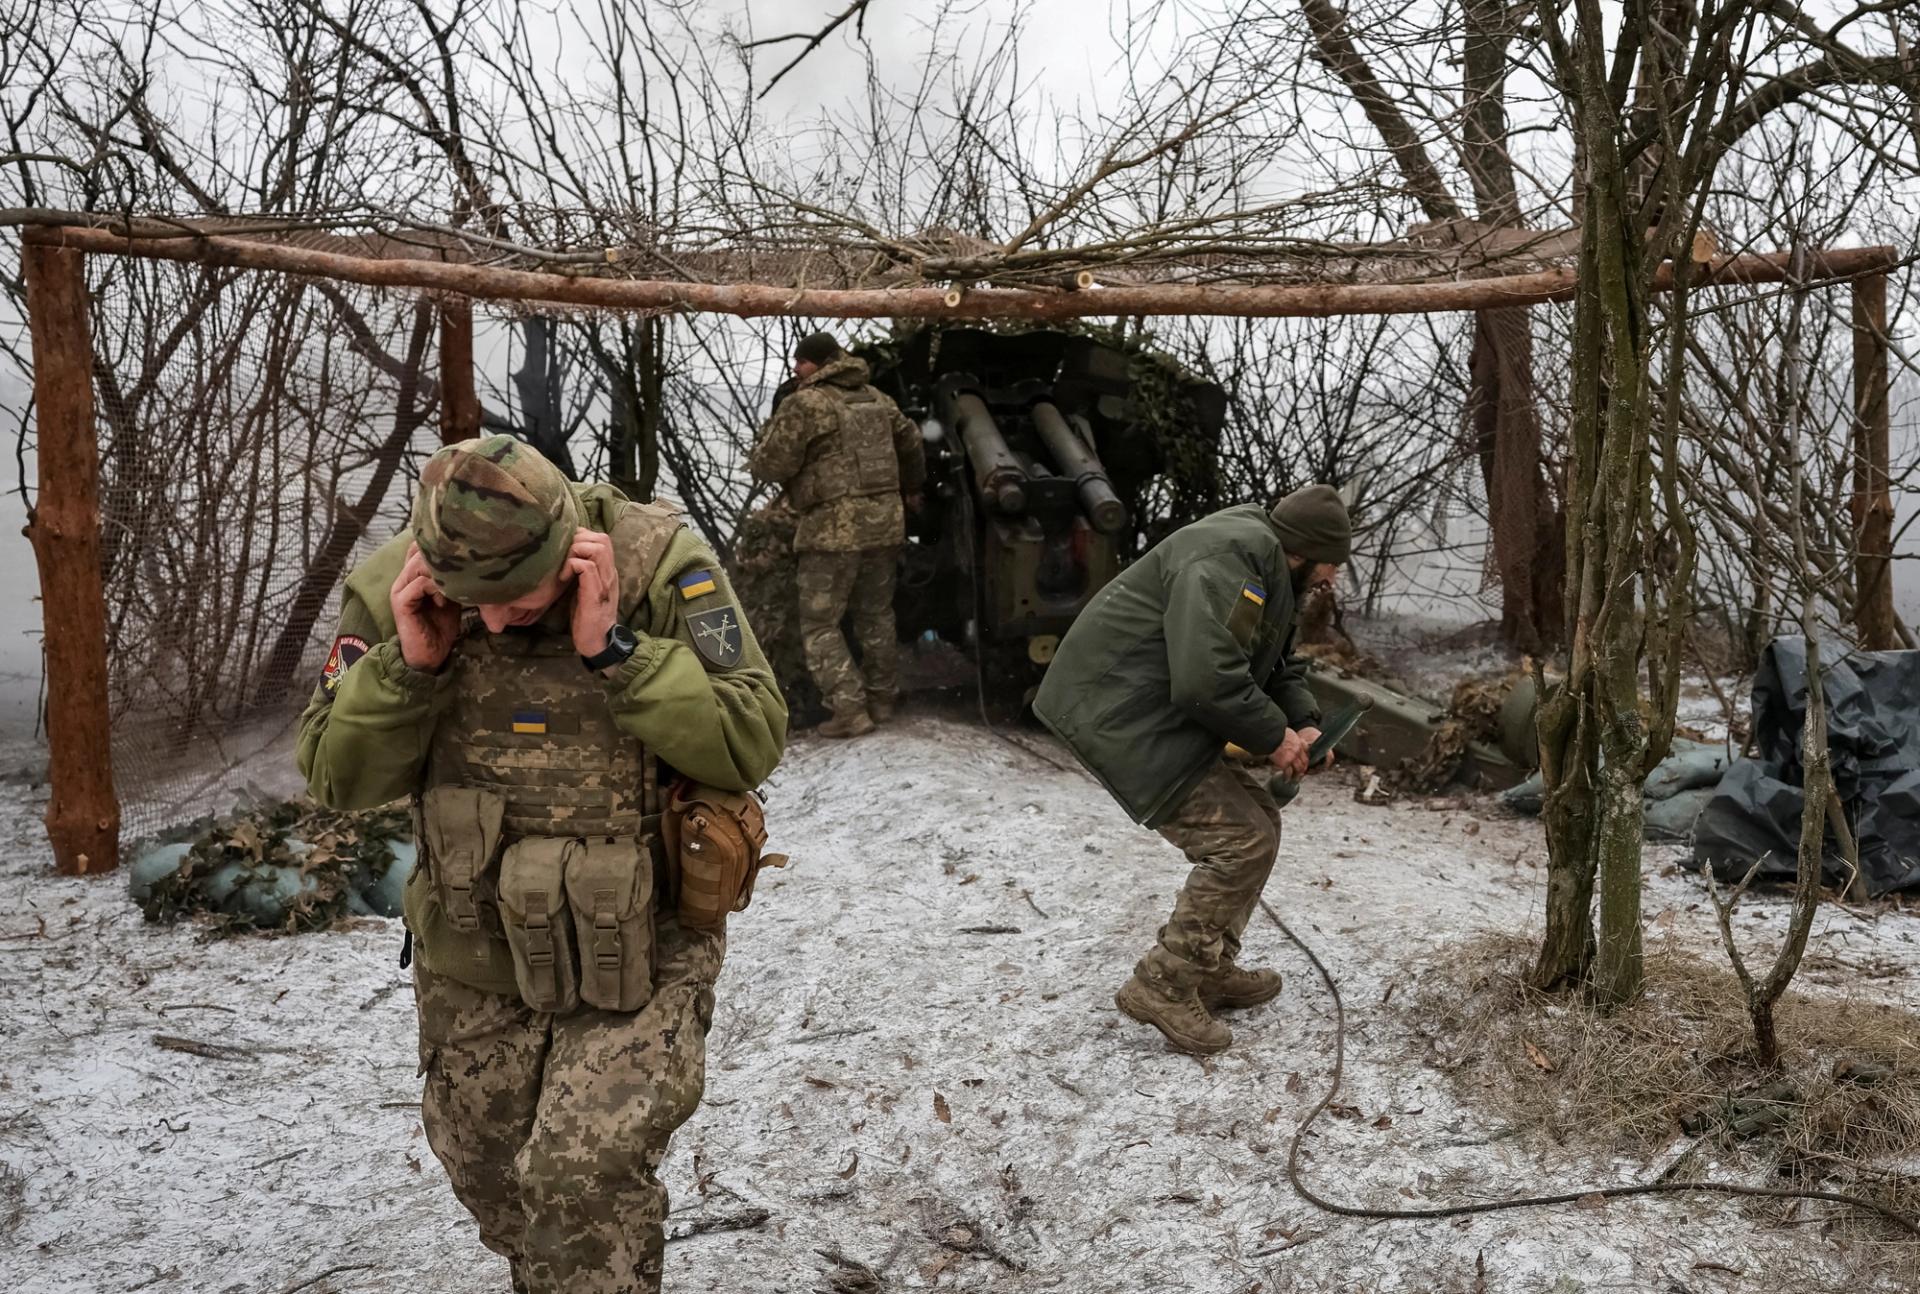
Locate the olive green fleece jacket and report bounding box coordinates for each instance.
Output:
[296,484,787,806]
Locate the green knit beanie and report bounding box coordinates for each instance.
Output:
[1269,484,1352,564]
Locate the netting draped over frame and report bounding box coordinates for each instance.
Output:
[92,262,443,840]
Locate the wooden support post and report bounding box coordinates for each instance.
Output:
[22,245,120,875]
[438,296,481,443]
[1850,273,1895,650]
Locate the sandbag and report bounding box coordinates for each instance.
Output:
[133,799,415,935]
[1643,786,1717,842]
[1643,741,1733,801]
[1498,738,1732,842]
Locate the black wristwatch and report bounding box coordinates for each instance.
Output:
[581,623,639,672]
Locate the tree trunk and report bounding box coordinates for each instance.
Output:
[635,316,663,499]
[1463,0,1557,652]
[1531,674,1598,988]
[1750,998,1779,1068]
[22,244,121,875]
[1850,273,1894,650]
[1592,639,1648,1006]
[1533,0,1658,1005]
[515,317,578,478]
[597,316,664,501]
[439,296,481,444]
[25,224,1897,321]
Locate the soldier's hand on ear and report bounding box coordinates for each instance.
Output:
[391,544,461,672]
[565,529,620,658]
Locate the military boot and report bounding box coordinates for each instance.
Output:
[1201,965,1284,1011]
[1115,973,1231,1055]
[868,697,896,725]
[817,710,876,739]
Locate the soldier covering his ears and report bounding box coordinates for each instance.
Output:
[296,435,787,1293]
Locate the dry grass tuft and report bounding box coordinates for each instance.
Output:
[1405,932,1920,1247]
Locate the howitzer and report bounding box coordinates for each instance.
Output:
[844,326,1227,691]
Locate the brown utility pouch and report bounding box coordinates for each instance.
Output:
[663,782,789,932]
[417,786,506,934]
[564,837,655,1012]
[498,837,581,1014]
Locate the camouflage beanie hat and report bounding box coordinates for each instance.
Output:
[1269,484,1352,565]
[411,435,579,604]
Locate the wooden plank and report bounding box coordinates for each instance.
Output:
[437,296,480,443]
[21,244,120,875]
[1850,272,1896,650]
[20,224,1900,320]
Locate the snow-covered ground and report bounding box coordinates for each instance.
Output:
[3,715,1917,1294]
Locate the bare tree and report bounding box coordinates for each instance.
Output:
[1528,0,1917,1004]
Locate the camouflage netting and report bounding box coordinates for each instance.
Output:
[130,799,414,937]
[1389,672,1523,793]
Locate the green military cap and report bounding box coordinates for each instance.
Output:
[411,435,579,604]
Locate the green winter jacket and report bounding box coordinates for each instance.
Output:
[296,484,788,810]
[1032,504,1320,827]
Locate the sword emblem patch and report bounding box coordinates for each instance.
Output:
[687,607,744,670]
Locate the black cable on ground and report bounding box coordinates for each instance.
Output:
[1259,897,1920,1241]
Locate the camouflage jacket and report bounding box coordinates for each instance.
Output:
[296,483,789,811]
[748,355,926,552]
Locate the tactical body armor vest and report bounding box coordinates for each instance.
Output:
[424,495,682,840]
[407,499,684,1007]
[426,624,657,839]
[790,384,900,511]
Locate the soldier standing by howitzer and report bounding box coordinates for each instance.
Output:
[1033,485,1352,1056]
[749,332,926,737]
[297,435,787,1293]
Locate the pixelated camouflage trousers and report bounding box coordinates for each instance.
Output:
[1139,761,1282,990]
[796,547,899,720]
[414,915,725,1294]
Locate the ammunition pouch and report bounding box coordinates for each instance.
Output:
[405,787,517,994]
[664,782,787,932]
[418,785,505,933]
[493,835,659,1015]
[565,837,655,1012]
[498,837,582,1014]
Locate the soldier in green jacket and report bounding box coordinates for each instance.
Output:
[748,332,925,738]
[1033,485,1351,1055]
[297,435,786,1293]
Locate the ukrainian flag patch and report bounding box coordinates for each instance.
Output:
[677,569,718,599]
[1241,582,1266,607]
[511,710,548,735]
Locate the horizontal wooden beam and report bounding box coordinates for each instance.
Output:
[19,223,1901,320]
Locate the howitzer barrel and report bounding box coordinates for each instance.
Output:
[1030,401,1126,533]
[952,391,1028,514]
